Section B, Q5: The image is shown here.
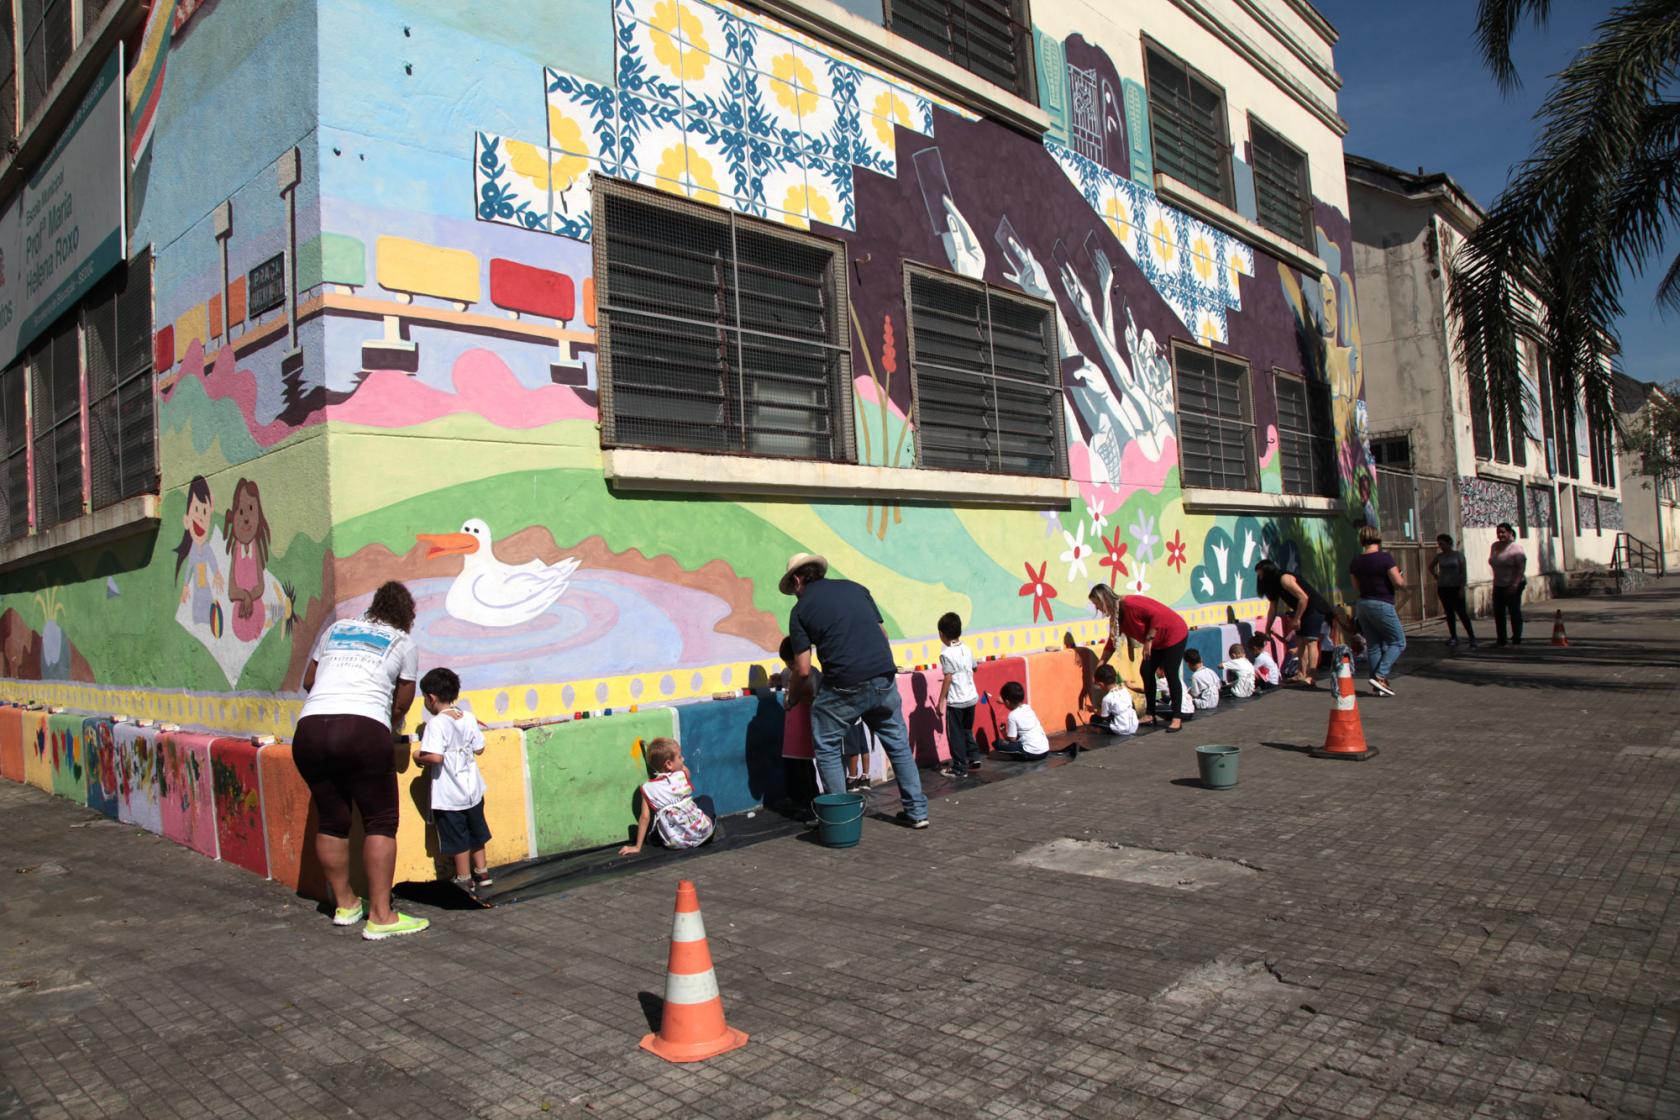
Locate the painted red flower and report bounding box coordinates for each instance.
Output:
[1166,529,1188,572]
[1098,529,1129,586]
[1018,560,1057,622]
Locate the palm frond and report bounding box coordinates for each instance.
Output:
[1474,0,1553,92]
[1657,250,1680,314]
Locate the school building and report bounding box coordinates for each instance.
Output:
[1346,155,1644,620]
[0,0,1371,890]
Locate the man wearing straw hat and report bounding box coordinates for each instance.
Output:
[781,552,928,829]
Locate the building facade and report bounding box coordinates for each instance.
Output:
[1347,156,1625,616]
[1614,374,1680,573]
[0,0,1369,881]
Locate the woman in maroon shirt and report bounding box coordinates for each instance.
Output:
[1090,584,1191,732]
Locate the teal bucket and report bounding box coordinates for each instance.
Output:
[812,792,866,848]
[1195,745,1241,790]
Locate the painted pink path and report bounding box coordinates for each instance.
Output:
[332,350,597,429]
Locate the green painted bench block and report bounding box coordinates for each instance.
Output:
[297,233,367,290]
[525,709,676,856]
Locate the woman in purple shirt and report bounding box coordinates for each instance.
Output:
[1349,525,1407,696]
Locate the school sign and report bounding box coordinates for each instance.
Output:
[0,47,126,367]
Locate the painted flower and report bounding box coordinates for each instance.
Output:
[769,51,818,115]
[1060,523,1091,582]
[1102,194,1131,244]
[1125,564,1152,596]
[870,89,913,146]
[1149,214,1176,266]
[1018,561,1057,623]
[1191,233,1214,282]
[649,0,710,81]
[546,109,593,187]
[505,139,554,189]
[1166,529,1187,572]
[1098,529,1129,586]
[1040,508,1061,538]
[1088,496,1109,535]
[780,184,834,228]
[1196,310,1222,345]
[1129,509,1159,563]
[685,151,722,206]
[653,145,690,196]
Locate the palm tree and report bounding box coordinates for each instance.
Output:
[1448,0,1680,429]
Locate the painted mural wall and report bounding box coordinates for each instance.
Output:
[0,0,1369,739]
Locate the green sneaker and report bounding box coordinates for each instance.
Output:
[331,899,367,926]
[362,912,430,941]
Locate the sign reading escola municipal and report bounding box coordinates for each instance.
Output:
[0,47,126,367]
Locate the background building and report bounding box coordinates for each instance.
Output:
[1613,373,1680,574]
[1347,155,1627,619]
[0,0,1370,883]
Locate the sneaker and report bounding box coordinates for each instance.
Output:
[331,899,367,926]
[1445,638,1458,648]
[471,869,494,888]
[362,912,430,941]
[968,761,983,771]
[1468,640,1479,649]
[940,766,965,779]
[1371,679,1396,697]
[894,811,929,830]
[1062,744,1081,759]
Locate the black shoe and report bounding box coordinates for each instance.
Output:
[894,811,928,829]
[1064,744,1080,759]
[968,761,982,771]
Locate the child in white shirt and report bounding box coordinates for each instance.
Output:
[412,667,492,891]
[1155,667,1196,719]
[1246,634,1280,690]
[1221,643,1256,699]
[935,612,981,778]
[1089,665,1138,736]
[994,681,1078,759]
[620,737,714,854]
[1184,651,1221,711]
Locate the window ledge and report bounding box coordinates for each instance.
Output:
[604,448,1072,508]
[0,494,161,573]
[748,0,1051,139]
[1182,487,1341,515]
[1154,174,1329,277]
[1472,461,1530,484]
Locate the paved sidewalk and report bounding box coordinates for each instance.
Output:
[4,588,1680,1120]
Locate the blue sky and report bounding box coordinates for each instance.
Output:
[1317,1,1675,383]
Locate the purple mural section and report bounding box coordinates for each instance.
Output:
[1460,475,1522,528]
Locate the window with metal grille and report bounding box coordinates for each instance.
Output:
[28,308,82,530]
[1144,42,1231,206]
[0,1,17,140]
[1274,371,1336,497]
[0,363,26,541]
[85,249,156,510]
[1249,119,1311,247]
[885,0,1033,100]
[903,266,1062,478]
[21,0,74,121]
[1173,341,1255,490]
[594,181,852,463]
[1369,435,1412,470]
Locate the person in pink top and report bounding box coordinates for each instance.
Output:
[1089,584,1191,733]
[1488,522,1528,646]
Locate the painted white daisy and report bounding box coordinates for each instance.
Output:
[1088,495,1109,535]
[1060,523,1092,582]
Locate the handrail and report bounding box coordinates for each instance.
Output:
[1613,531,1660,575]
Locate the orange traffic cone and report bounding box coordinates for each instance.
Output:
[639,881,749,1063]
[1551,610,1569,647]
[1311,648,1377,761]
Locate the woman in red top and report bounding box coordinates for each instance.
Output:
[1089,584,1191,732]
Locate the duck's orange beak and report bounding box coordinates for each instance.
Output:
[418,532,479,559]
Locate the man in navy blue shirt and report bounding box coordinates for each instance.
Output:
[782,552,928,828]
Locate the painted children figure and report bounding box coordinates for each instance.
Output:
[1155,666,1196,720]
[995,681,1078,760]
[1221,643,1256,698]
[1089,664,1139,736]
[173,476,222,627]
[935,612,981,778]
[620,737,714,854]
[1185,650,1221,710]
[1246,634,1280,690]
[223,479,272,642]
[412,667,494,891]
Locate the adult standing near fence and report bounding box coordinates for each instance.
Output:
[293,580,428,940]
[1429,534,1477,648]
[781,553,928,830]
[1089,584,1190,732]
[1254,559,1337,686]
[1489,522,1528,646]
[1349,525,1407,696]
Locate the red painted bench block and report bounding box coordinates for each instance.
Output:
[489,259,575,321]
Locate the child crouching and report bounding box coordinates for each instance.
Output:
[620,737,715,855]
[1089,664,1139,736]
[995,681,1079,760]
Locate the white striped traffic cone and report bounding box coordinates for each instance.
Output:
[639,880,749,1063]
[1310,647,1377,761]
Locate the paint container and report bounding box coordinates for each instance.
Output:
[48,706,64,714]
[251,735,275,746]
[629,705,639,713]
[603,707,614,716]
[160,723,180,732]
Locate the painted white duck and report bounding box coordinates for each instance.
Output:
[417,518,581,628]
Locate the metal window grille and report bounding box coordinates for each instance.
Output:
[86,249,156,509]
[21,0,72,121]
[1249,120,1311,248]
[1144,44,1231,206]
[1369,435,1411,470]
[593,181,853,463]
[1173,341,1255,490]
[28,308,82,530]
[0,1,16,141]
[884,0,1033,100]
[0,363,26,540]
[1274,371,1335,497]
[904,266,1063,478]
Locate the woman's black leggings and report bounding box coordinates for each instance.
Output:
[1141,639,1186,721]
[1438,586,1475,640]
[292,713,399,838]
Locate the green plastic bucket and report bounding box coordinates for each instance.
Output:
[812,792,866,848]
[1195,745,1241,790]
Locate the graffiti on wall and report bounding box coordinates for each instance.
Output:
[1460,475,1522,528]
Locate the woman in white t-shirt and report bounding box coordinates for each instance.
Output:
[293,581,427,941]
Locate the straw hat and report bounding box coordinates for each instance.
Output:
[778,552,828,595]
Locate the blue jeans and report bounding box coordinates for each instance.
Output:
[1355,599,1407,679]
[811,674,926,820]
